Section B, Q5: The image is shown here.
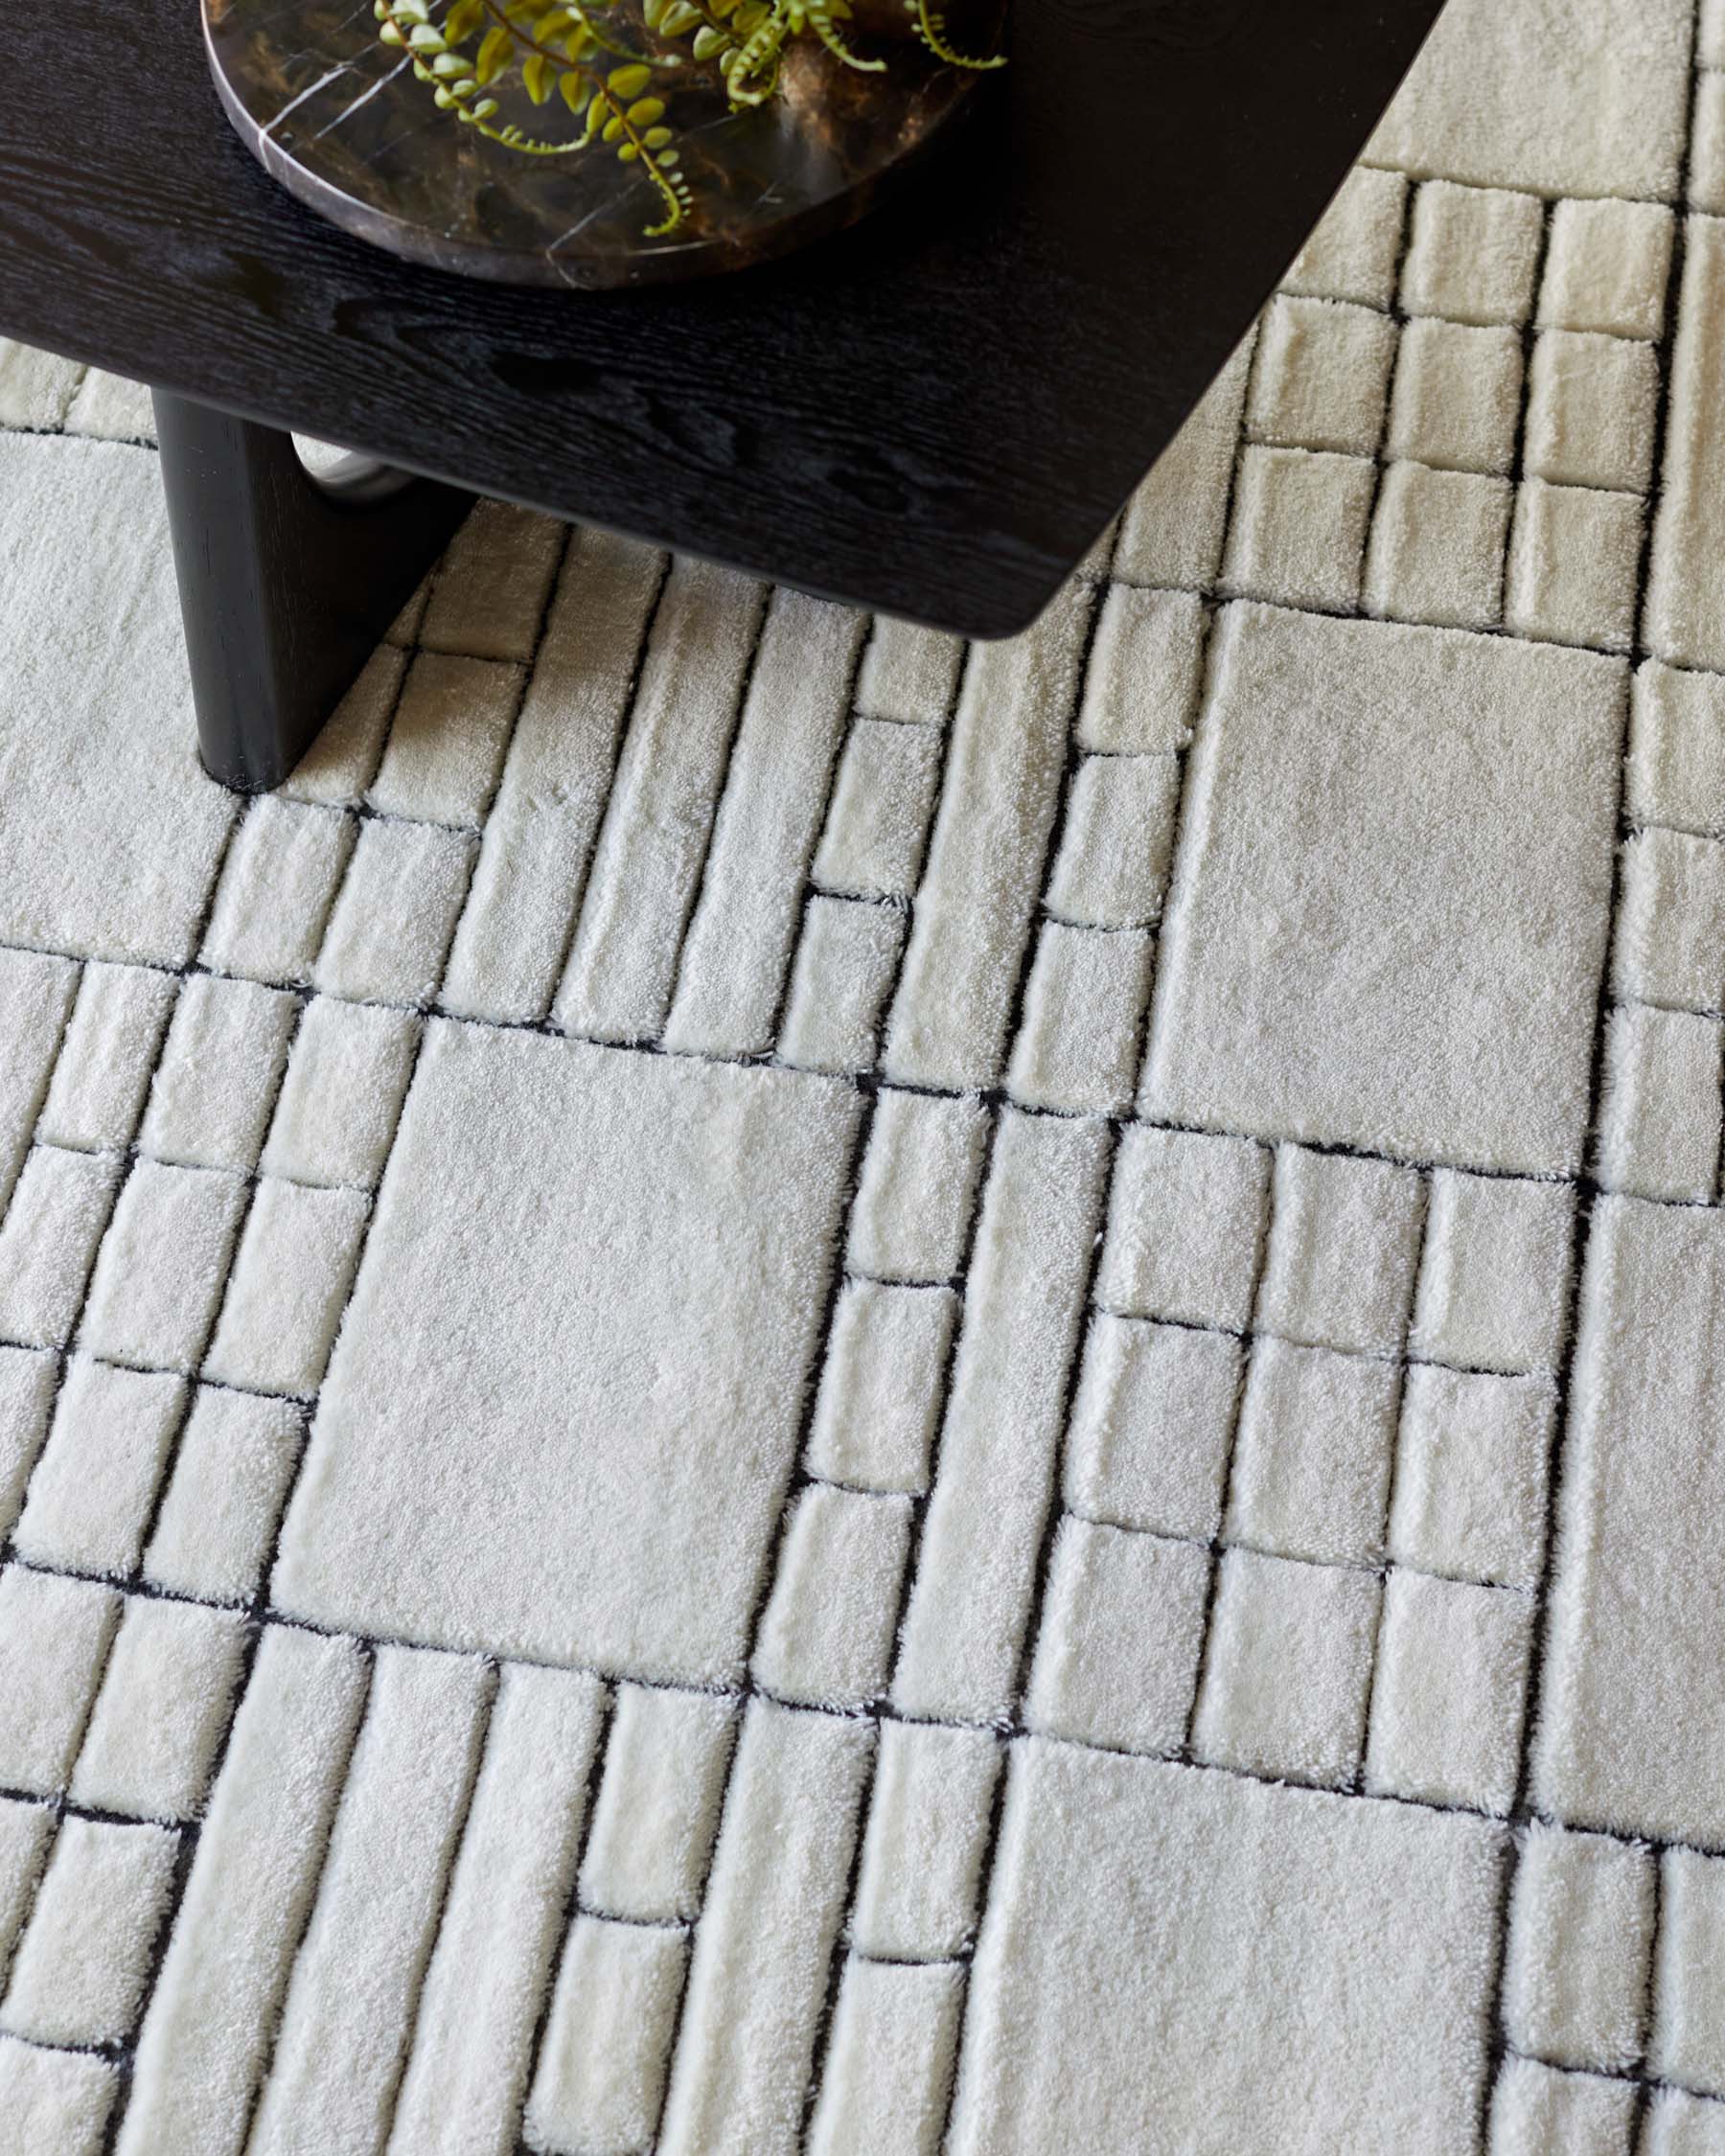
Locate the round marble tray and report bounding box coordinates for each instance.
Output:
[203,0,1004,288]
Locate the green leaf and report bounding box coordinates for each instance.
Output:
[474,24,512,80]
[444,0,487,41]
[607,61,653,97]
[523,48,554,99]
[560,69,591,111]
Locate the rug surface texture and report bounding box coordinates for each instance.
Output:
[1,0,1722,2147]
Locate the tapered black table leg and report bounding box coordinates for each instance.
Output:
[152,390,475,792]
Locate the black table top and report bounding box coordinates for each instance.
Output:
[0,0,1445,636]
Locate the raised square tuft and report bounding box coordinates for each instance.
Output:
[1065,1315,1242,1541]
[1226,1339,1399,1569]
[1596,1004,1724,1204]
[1190,1548,1379,1789]
[1,1817,177,2048]
[1247,297,1399,458]
[1628,662,1725,837]
[1488,2056,1639,2156]
[271,1023,861,1685]
[1526,330,1660,493]
[1221,447,1376,613]
[1651,1846,1725,2099]
[139,976,298,1174]
[1024,1519,1209,1755]
[1400,180,1544,327]
[1075,586,1207,755]
[1045,755,1180,929]
[1411,1172,1575,1374]
[952,1740,1506,2155]
[1364,464,1511,631]
[1505,480,1644,654]
[807,1281,956,1496]
[1257,1145,1425,1356]
[1385,317,1523,475]
[1144,606,1624,1175]
[80,1161,246,1373]
[1615,828,1725,1013]
[1364,1571,1532,1814]
[1095,1128,1268,1334]
[1540,197,1675,339]
[12,1355,184,1579]
[814,719,945,901]
[1505,1823,1656,2073]
[1281,166,1409,309]
[1389,1365,1553,1591]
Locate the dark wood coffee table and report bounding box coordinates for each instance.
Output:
[0,0,1444,790]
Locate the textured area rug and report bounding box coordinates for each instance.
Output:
[1,0,1722,2148]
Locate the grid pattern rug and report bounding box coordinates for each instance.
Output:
[1,0,1724,2148]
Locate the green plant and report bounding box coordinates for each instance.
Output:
[374,0,1003,237]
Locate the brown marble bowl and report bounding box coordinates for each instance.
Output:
[203,0,1007,288]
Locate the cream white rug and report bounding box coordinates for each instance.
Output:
[0,0,1722,2147]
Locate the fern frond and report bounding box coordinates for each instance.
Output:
[373,0,1001,239]
[804,1,885,73]
[908,0,1004,69]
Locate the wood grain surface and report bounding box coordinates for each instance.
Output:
[0,0,1446,634]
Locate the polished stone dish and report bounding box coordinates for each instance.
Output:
[203,0,1003,287]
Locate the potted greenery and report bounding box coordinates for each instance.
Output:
[374,0,1004,236]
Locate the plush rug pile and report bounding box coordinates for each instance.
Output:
[0,0,1721,2147]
